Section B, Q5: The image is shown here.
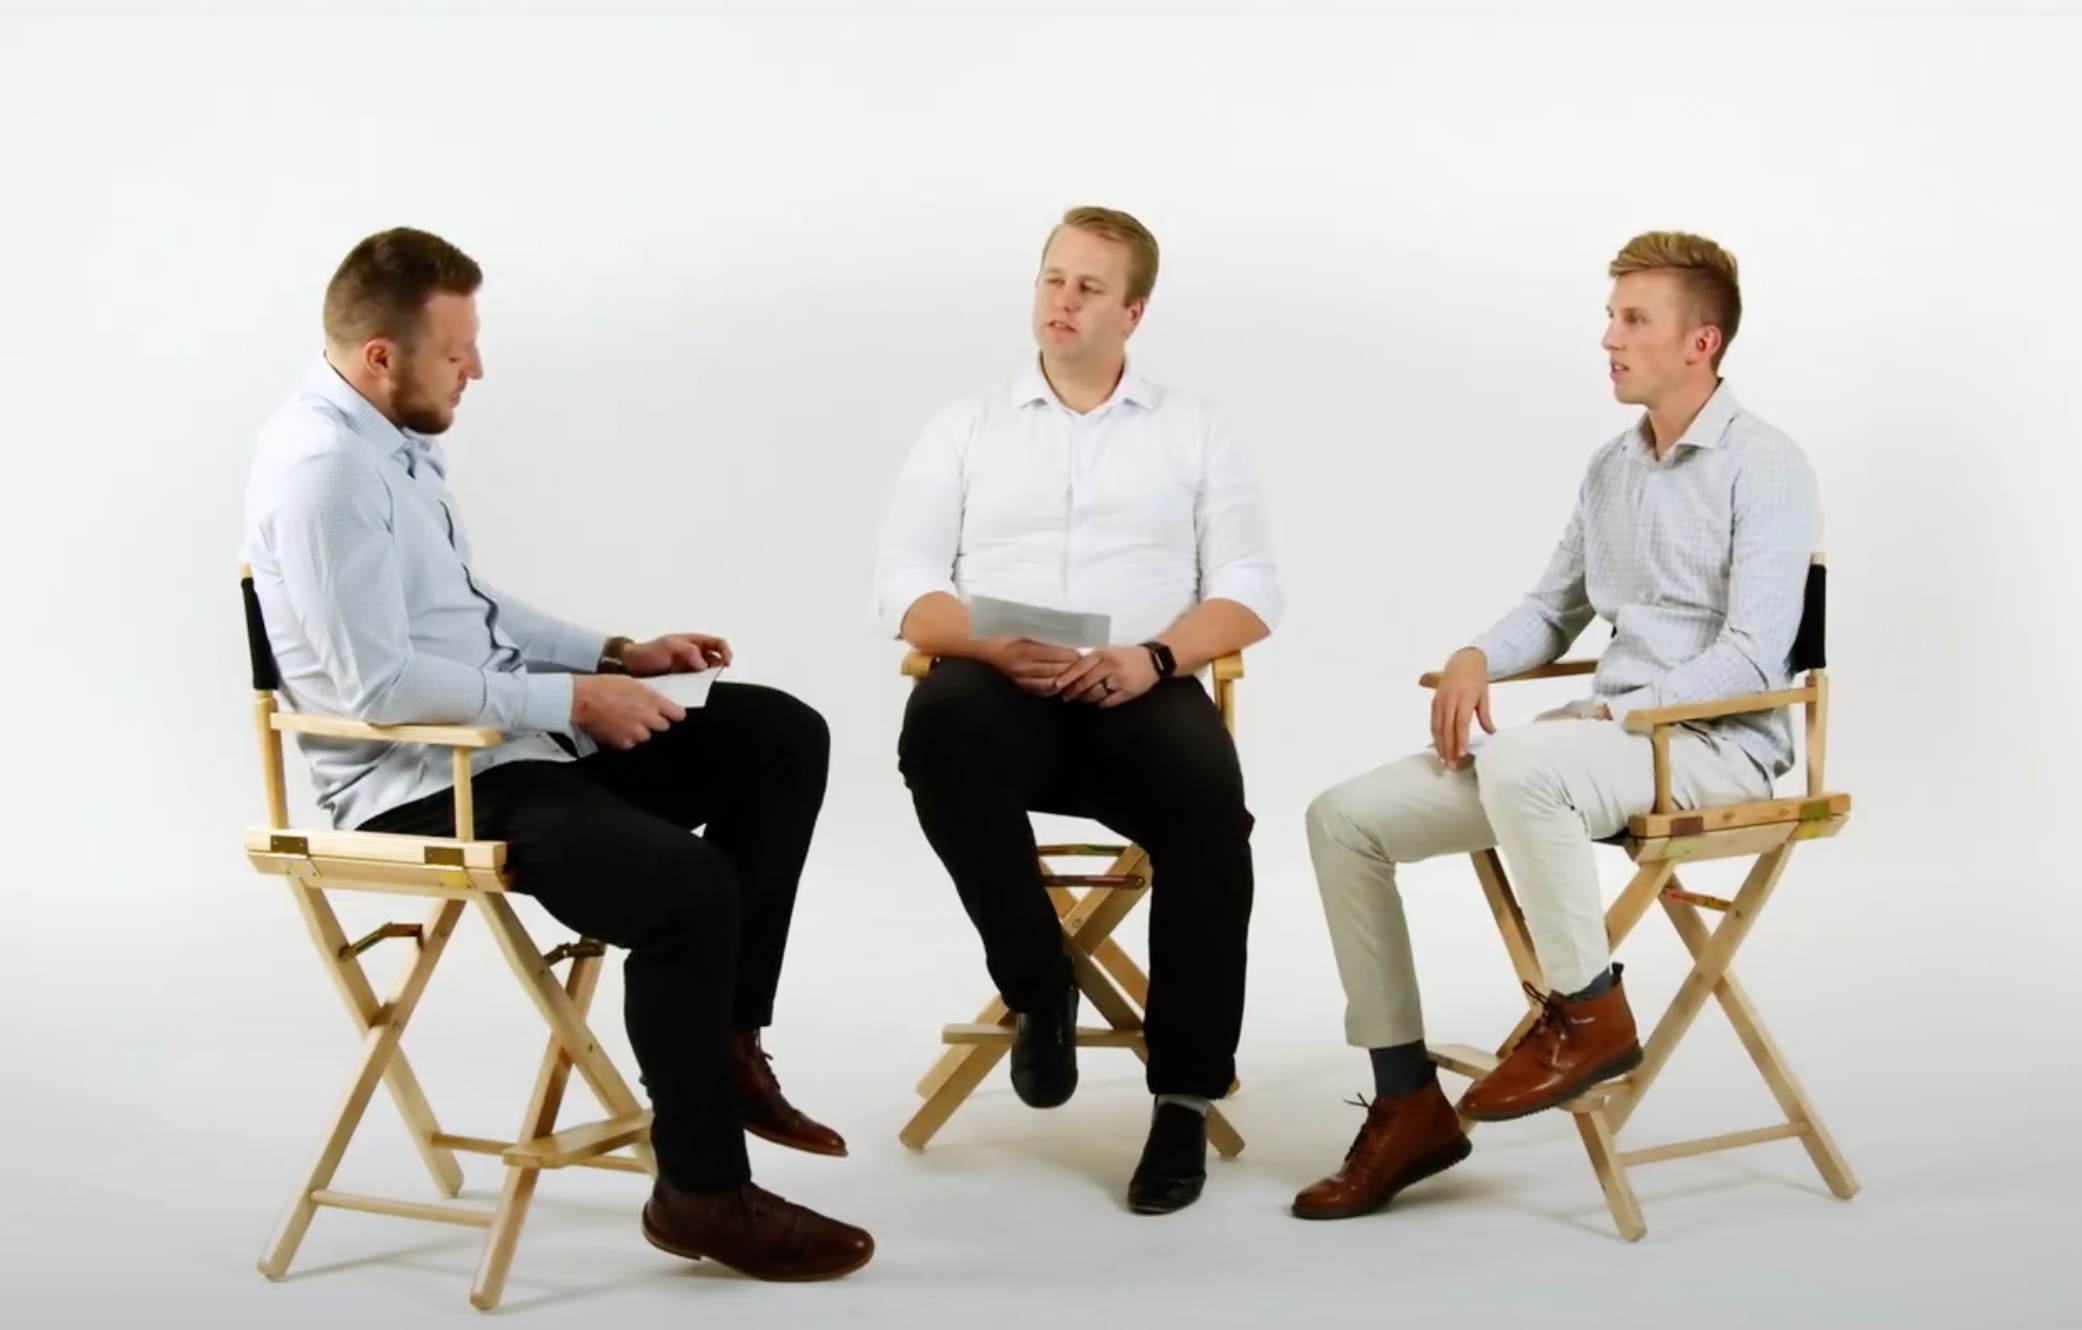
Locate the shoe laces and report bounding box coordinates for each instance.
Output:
[1337,1092,1402,1165]
[1517,982,1578,1068]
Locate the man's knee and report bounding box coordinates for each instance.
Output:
[724,682,830,770]
[897,661,1007,781]
[1305,764,1427,864]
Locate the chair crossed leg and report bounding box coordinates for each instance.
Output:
[1429,839,1859,1240]
[901,842,1245,1158]
[258,872,654,1311]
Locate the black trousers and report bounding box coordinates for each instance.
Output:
[359,680,829,1193]
[897,658,1255,1099]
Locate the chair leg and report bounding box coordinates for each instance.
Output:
[1576,1109,1647,1241]
[1660,890,1859,1200]
[472,945,608,1311]
[259,897,465,1279]
[284,884,466,1197]
[474,896,652,1152]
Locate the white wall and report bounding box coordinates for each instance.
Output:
[2,0,2076,1310]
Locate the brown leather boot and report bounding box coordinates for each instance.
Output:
[1291,1079,1472,1220]
[641,1178,873,1281]
[730,1030,847,1157]
[1459,964,1643,1122]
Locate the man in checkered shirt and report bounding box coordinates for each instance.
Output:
[1290,231,1823,1222]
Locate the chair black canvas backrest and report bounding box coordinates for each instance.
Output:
[241,572,283,693]
[1789,560,1827,674]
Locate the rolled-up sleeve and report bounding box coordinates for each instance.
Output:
[1193,408,1285,631]
[271,450,572,734]
[871,403,970,639]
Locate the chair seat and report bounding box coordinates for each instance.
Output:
[245,826,510,896]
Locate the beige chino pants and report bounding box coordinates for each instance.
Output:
[1305,716,1772,1049]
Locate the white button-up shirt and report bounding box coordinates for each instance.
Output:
[872,358,1285,650]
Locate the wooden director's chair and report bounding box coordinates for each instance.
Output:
[238,566,654,1311]
[1422,553,1858,1240]
[896,650,1249,1161]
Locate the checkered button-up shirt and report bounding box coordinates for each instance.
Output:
[1469,382,1822,780]
[241,355,610,830]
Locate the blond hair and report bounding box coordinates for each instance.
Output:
[1609,230,1742,366]
[1043,206,1160,305]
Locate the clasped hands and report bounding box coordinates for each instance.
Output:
[573,632,731,750]
[980,638,1156,707]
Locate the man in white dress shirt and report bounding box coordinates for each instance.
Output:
[872,206,1285,1214]
[1290,231,1822,1221]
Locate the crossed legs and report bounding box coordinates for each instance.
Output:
[360,681,873,1278]
[1292,717,1771,1219]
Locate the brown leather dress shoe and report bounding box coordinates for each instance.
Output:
[731,1030,847,1156]
[1291,1079,1472,1220]
[1459,964,1643,1122]
[641,1178,873,1281]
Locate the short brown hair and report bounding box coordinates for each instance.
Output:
[322,227,483,351]
[1044,206,1160,305]
[1609,230,1742,366]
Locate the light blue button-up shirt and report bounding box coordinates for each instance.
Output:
[241,355,608,830]
[1470,382,1822,781]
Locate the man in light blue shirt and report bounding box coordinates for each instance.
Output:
[241,227,872,1281]
[1293,232,1822,1222]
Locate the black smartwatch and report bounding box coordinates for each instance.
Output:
[1141,640,1177,679]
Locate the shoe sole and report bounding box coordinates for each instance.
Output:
[1289,1133,1474,1221]
[1459,1044,1646,1123]
[1128,1180,1206,1215]
[641,1213,875,1282]
[743,1122,849,1157]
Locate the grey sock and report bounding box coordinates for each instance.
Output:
[1368,1041,1437,1098]
[1567,967,1616,1000]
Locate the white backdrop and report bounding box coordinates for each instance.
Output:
[4,0,2077,1323]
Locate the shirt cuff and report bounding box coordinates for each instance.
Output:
[876,572,959,640]
[482,669,575,736]
[1601,684,1657,727]
[1199,570,1286,634]
[540,623,612,674]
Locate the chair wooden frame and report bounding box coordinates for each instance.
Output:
[1420,553,1857,1240]
[238,566,654,1311]
[896,650,1248,1160]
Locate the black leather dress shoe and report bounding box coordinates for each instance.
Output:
[1010,981,1079,1108]
[1127,1101,1208,1213]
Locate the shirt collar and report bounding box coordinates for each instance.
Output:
[1633,378,1741,456]
[1011,354,1157,412]
[302,353,444,476]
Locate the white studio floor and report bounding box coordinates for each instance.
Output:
[8,865,2076,1330]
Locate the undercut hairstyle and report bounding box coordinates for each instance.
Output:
[322,227,483,352]
[1609,230,1742,366]
[1045,206,1161,305]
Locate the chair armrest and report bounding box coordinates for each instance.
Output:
[1619,686,1816,733]
[1418,659,1597,688]
[271,712,503,747]
[900,650,933,679]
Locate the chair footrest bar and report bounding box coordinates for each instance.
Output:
[433,1131,651,1174]
[1044,874,1145,888]
[1035,843,1131,857]
[502,1113,652,1168]
[310,1190,494,1228]
[941,1022,1145,1048]
[1616,1122,1810,1168]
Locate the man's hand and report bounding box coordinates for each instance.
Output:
[622,632,731,676]
[572,674,686,750]
[1051,645,1159,707]
[1430,647,1494,768]
[972,637,1082,694]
